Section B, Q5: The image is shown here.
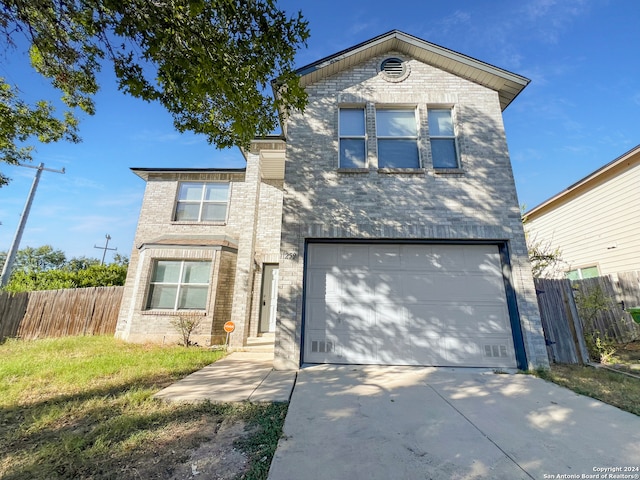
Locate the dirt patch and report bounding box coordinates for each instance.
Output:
[603,341,640,375]
[117,415,254,480]
[617,341,640,358]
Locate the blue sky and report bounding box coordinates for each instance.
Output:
[1,0,639,261]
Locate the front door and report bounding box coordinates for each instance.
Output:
[259,264,279,333]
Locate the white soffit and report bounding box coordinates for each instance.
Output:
[260,150,286,180]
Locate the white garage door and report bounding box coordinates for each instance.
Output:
[303,243,517,367]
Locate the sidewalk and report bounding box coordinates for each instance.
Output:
[154,351,297,403]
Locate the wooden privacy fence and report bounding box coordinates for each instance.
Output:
[535,278,589,364]
[535,271,640,364]
[572,272,640,344]
[0,286,123,342]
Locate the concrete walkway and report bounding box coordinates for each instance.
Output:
[154,351,296,403]
[268,365,640,480]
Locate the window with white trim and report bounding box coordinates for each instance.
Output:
[566,265,599,281]
[428,108,459,168]
[146,260,211,310]
[376,108,419,168]
[175,182,229,222]
[339,108,366,168]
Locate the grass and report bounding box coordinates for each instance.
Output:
[0,336,288,480]
[534,341,640,416]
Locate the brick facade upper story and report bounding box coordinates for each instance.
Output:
[274,51,547,370]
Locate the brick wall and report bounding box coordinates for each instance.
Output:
[116,154,284,346]
[274,53,548,370]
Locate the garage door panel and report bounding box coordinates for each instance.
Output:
[308,244,338,266]
[374,273,404,298]
[376,335,418,365]
[370,245,402,269]
[306,269,340,299]
[441,337,514,366]
[409,304,510,334]
[306,300,340,329]
[303,243,517,368]
[463,247,502,272]
[402,274,437,300]
[339,268,375,301]
[473,306,511,333]
[339,302,374,330]
[409,336,447,365]
[306,332,379,364]
[463,274,508,301]
[307,300,374,331]
[428,245,468,271]
[401,245,438,271]
[405,304,445,331]
[374,303,410,328]
[340,245,369,266]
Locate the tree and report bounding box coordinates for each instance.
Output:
[65,256,101,272]
[0,245,128,291]
[521,207,565,278]
[0,81,79,186]
[0,1,309,184]
[13,245,66,272]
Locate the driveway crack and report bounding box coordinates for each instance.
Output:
[427,384,535,480]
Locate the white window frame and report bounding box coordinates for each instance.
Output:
[146,260,211,311]
[174,182,230,222]
[428,108,460,169]
[375,107,420,168]
[339,107,367,168]
[566,265,599,280]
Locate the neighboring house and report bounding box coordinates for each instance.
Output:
[115,30,548,371]
[524,145,640,280]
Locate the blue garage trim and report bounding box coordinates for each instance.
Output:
[498,243,528,370]
[301,238,529,369]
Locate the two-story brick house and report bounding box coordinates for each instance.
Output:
[115,30,549,371]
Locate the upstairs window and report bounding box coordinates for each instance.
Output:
[146,260,211,310]
[428,109,459,168]
[175,182,229,222]
[339,108,366,168]
[376,109,419,168]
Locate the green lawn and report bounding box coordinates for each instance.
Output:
[535,341,640,416]
[0,336,287,480]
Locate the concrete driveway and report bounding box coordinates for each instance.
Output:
[268,365,640,480]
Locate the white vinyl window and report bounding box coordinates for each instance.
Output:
[146,260,211,310]
[566,265,599,281]
[428,109,459,168]
[376,109,419,168]
[339,108,366,168]
[175,182,229,222]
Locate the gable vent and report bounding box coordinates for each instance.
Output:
[381,58,405,77]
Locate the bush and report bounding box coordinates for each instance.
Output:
[574,285,618,363]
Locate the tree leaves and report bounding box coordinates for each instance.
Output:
[0,0,309,182]
[0,79,79,185]
[0,244,129,291]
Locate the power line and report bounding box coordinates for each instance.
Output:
[0,163,65,287]
[94,234,117,265]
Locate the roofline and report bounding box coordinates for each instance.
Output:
[293,29,530,110]
[296,30,527,82]
[524,144,640,218]
[131,167,246,181]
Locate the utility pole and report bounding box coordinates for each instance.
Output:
[94,234,117,265]
[0,163,65,287]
